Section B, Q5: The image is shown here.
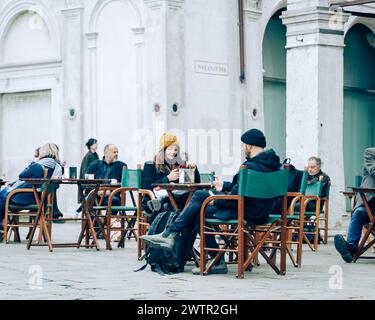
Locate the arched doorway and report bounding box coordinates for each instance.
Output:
[343,24,375,193]
[0,11,54,179]
[263,9,287,160]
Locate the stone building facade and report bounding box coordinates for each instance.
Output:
[0,0,374,226]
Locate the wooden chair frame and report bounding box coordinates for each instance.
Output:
[199,194,288,279]
[199,168,289,279]
[3,169,50,244]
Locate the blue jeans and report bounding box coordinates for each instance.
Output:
[347,202,375,249]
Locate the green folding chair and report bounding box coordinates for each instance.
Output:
[288,169,328,251]
[101,167,142,250]
[200,166,289,279]
[199,172,215,183]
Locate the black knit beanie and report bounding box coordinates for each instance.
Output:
[241,129,266,148]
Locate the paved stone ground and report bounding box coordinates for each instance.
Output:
[1,216,375,300]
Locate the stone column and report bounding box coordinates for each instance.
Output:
[61,0,84,213]
[282,0,350,227]
[85,32,98,141]
[143,0,185,149]
[61,0,83,166]
[132,27,148,163]
[243,0,263,131]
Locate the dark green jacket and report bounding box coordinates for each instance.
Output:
[79,151,99,179]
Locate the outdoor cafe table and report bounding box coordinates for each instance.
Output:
[351,187,375,261]
[152,183,212,213]
[20,178,110,252]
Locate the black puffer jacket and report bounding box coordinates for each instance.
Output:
[214,149,281,224]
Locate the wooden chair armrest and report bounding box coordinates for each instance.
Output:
[107,187,138,209]
[288,195,303,214]
[287,192,302,198]
[85,186,133,208]
[6,188,34,198]
[200,195,241,221]
[341,191,354,197]
[304,195,320,200]
[138,189,156,200]
[5,188,36,209]
[304,197,321,210]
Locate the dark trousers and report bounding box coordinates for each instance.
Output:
[168,190,237,258]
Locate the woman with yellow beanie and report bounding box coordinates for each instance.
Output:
[141,132,201,217]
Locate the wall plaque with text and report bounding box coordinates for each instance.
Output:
[195,61,228,76]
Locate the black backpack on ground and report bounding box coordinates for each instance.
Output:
[135,211,196,275]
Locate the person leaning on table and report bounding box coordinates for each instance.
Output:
[85,143,126,206]
[141,132,200,219]
[141,128,281,275]
[335,147,375,263]
[0,143,62,241]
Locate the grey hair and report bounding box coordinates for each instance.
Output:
[308,156,321,167]
[38,143,60,162]
[104,144,116,153]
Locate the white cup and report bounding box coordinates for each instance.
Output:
[179,169,186,184]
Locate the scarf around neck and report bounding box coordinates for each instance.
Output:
[37,157,63,178]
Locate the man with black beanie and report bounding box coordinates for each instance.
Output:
[141,128,281,274]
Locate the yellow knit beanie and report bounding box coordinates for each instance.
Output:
[159,132,179,150]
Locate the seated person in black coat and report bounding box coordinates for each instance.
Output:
[141,129,281,274]
[305,156,330,211]
[142,132,200,217]
[86,144,126,207]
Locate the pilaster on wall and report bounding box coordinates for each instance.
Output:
[143,0,184,141]
[144,0,184,11]
[65,0,83,9]
[287,0,329,10]
[61,2,83,166]
[132,27,147,140]
[243,0,263,133]
[244,0,262,21]
[282,2,350,227]
[84,32,98,141]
